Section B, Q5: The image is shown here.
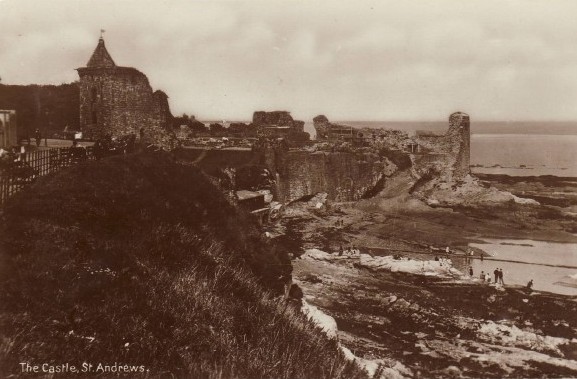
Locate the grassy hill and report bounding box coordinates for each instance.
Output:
[0,152,364,378]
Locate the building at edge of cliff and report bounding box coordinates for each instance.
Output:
[313,115,363,142]
[0,110,18,148]
[412,111,471,182]
[447,111,470,180]
[252,111,309,141]
[76,37,175,148]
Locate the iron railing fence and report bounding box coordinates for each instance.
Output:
[0,146,94,206]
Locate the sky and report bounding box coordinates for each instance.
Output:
[1,0,577,122]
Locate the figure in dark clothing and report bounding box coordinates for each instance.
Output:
[93,139,104,160]
[338,245,343,256]
[34,129,41,147]
[499,268,505,285]
[287,283,304,308]
[494,269,499,283]
[469,266,473,276]
[526,279,533,291]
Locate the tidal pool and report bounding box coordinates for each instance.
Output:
[465,239,577,296]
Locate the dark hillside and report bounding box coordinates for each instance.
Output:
[0,152,364,378]
[0,83,80,139]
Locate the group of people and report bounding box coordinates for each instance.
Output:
[434,255,453,267]
[338,245,360,256]
[478,268,505,284]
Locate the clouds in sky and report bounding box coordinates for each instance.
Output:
[1,0,577,121]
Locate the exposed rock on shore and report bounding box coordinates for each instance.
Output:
[415,174,540,208]
[279,182,577,378]
[294,247,577,378]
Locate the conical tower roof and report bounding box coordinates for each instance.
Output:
[86,37,116,68]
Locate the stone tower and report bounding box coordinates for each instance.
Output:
[77,37,174,147]
[447,112,471,180]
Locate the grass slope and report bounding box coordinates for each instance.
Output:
[0,152,364,379]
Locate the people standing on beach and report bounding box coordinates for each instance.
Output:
[480,271,485,281]
[494,268,499,283]
[469,266,473,276]
[485,272,491,283]
[446,246,450,254]
[338,245,343,256]
[499,268,505,285]
[480,254,483,262]
[526,279,533,292]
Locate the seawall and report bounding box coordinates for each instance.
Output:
[277,150,391,203]
[174,147,395,203]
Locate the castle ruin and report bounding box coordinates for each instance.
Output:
[252,111,309,141]
[413,111,471,182]
[76,38,174,147]
[176,111,472,203]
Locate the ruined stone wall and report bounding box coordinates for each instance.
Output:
[175,145,392,203]
[277,150,388,202]
[413,112,471,182]
[253,111,294,126]
[78,67,174,147]
[446,112,470,180]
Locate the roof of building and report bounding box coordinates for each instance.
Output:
[86,37,116,68]
[153,90,169,98]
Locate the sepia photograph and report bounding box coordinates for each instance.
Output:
[1,0,577,378]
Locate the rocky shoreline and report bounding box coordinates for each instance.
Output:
[275,175,577,378]
[294,249,577,378]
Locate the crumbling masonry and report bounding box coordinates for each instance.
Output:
[412,112,471,182]
[77,38,174,148]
